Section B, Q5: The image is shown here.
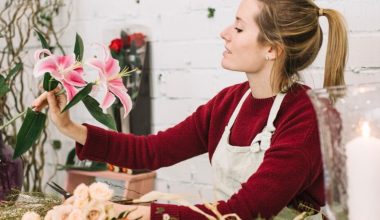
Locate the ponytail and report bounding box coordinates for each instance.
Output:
[322,9,348,88]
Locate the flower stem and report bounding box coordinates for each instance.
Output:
[0,109,28,130]
[0,90,65,130]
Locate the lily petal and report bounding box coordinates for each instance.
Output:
[108,78,124,88]
[104,58,120,78]
[100,91,116,110]
[109,85,132,118]
[50,69,64,81]
[62,81,78,102]
[33,56,58,78]
[56,54,76,69]
[34,49,52,61]
[86,58,104,74]
[64,70,87,87]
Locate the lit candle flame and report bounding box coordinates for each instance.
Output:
[362,122,371,138]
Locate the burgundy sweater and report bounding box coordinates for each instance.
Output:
[76,82,324,219]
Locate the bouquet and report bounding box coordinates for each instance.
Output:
[109,30,147,104]
[20,182,139,220]
[0,30,136,159]
[106,30,148,174]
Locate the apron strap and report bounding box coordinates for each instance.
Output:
[226,89,251,129]
[250,92,287,150]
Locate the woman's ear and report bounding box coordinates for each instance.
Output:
[267,45,283,60]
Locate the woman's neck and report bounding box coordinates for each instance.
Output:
[245,70,279,99]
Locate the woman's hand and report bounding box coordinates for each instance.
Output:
[32,88,72,132]
[112,203,151,220]
[32,88,88,145]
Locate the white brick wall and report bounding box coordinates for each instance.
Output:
[52,0,380,202]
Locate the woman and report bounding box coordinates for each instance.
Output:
[34,0,348,219]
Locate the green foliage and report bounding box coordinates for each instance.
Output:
[51,139,61,150]
[0,63,23,97]
[82,96,117,131]
[61,83,93,113]
[0,75,10,97]
[35,29,50,50]
[207,7,216,18]
[5,62,23,82]
[74,33,84,61]
[13,108,47,159]
[43,73,59,91]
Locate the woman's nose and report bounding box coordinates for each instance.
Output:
[220,26,231,41]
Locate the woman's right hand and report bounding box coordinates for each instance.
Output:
[32,88,88,145]
[32,88,72,132]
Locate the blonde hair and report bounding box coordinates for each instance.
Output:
[256,0,348,91]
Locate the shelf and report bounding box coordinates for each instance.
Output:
[65,170,156,199]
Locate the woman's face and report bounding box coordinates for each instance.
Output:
[220,0,270,73]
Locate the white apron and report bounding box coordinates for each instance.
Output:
[211,89,322,220]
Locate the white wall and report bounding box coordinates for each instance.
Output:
[52,0,380,201]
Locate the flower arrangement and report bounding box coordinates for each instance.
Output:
[0,31,136,159]
[19,182,139,220]
[106,30,148,174]
[108,30,146,103]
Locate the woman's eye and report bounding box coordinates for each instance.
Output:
[234,27,243,33]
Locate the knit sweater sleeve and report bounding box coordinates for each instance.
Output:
[75,96,215,170]
[150,94,323,220]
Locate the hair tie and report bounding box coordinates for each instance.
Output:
[319,8,324,16]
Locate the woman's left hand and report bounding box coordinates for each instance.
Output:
[112,203,151,220]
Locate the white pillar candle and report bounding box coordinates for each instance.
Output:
[346,122,380,220]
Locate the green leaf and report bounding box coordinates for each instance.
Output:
[61,83,93,113]
[118,211,126,219]
[82,96,117,130]
[65,148,76,165]
[35,29,50,50]
[74,33,84,61]
[207,7,216,18]
[0,75,10,97]
[13,108,47,159]
[57,162,107,171]
[52,139,62,150]
[6,62,23,81]
[43,73,59,91]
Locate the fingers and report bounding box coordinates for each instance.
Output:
[47,91,60,113]
[32,86,65,112]
[32,91,48,111]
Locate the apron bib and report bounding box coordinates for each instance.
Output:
[211,89,322,220]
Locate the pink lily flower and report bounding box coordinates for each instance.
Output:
[86,45,133,118]
[33,49,87,101]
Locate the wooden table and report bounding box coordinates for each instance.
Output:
[65,170,156,199]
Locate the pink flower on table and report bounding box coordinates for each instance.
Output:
[33,49,87,101]
[87,45,133,118]
[21,212,41,220]
[73,183,90,208]
[88,182,113,202]
[67,209,86,220]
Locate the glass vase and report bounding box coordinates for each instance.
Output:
[308,83,380,220]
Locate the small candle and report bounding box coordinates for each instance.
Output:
[346,122,380,220]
